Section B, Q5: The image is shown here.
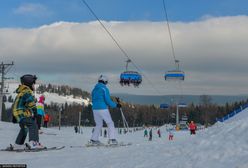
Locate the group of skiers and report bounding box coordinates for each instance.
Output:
[11,73,198,150]
[11,74,122,150]
[143,128,156,141]
[143,121,197,141]
[10,74,124,148]
[144,128,162,141]
[120,78,141,87]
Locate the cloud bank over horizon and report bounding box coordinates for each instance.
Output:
[2,15,248,95]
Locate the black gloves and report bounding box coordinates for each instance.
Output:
[12,115,17,123]
[115,97,122,108]
[117,103,122,108]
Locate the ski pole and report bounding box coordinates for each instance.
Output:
[120,107,129,131]
[116,97,129,132]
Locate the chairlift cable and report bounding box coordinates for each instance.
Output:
[162,0,177,68]
[82,0,129,61]
[81,0,161,95]
[162,0,185,106]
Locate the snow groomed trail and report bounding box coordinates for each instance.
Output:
[0,117,248,168]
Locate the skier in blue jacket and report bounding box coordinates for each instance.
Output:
[89,75,121,145]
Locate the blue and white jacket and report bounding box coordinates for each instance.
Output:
[91,83,117,110]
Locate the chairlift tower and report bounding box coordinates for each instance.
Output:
[176,105,179,128]
[176,102,187,130]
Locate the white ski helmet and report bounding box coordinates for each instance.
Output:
[98,75,108,84]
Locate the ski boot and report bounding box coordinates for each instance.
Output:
[88,139,104,146]
[108,139,118,145]
[26,141,45,149]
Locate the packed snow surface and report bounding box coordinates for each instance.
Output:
[2,83,248,168]
[1,115,248,168]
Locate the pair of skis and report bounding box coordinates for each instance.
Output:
[1,142,131,152]
[1,98,129,152]
[71,142,132,148]
[0,144,65,152]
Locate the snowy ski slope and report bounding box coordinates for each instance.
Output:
[1,114,248,168]
[226,107,248,123]
[2,82,248,168]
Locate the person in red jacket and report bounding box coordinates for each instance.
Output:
[43,114,50,128]
[157,128,161,138]
[189,121,197,135]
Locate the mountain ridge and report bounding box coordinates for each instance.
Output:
[113,93,248,105]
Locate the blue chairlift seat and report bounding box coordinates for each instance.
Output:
[120,71,142,87]
[164,70,185,80]
[160,104,169,109]
[178,103,187,108]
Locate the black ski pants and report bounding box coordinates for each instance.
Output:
[43,121,48,128]
[15,117,39,145]
[190,129,196,135]
[36,115,42,130]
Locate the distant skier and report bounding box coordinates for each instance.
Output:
[144,129,148,137]
[12,74,44,149]
[36,95,45,133]
[43,114,50,128]
[168,129,174,140]
[74,125,78,133]
[157,128,161,138]
[189,121,197,135]
[149,129,153,141]
[89,75,122,145]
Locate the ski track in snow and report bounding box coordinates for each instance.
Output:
[1,117,248,168]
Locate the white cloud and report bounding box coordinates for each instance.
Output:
[13,3,51,17]
[2,15,248,95]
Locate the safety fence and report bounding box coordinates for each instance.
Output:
[216,104,248,122]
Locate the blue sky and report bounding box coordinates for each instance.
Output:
[2,0,248,95]
[1,0,248,28]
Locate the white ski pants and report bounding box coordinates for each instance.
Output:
[91,109,116,141]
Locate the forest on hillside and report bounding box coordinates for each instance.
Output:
[39,94,248,128]
[2,84,248,128]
